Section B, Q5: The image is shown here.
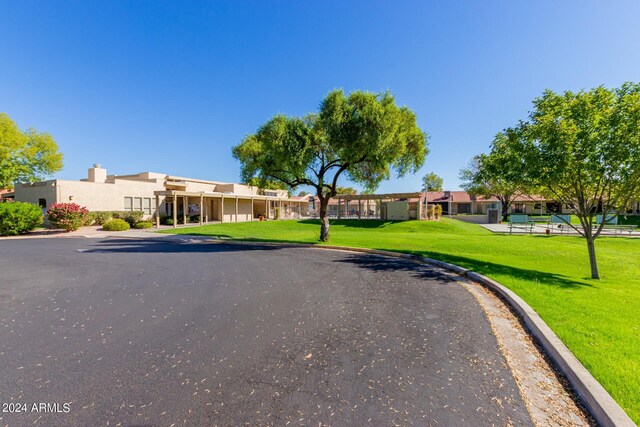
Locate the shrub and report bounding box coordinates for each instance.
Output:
[425,204,443,220]
[189,215,200,223]
[122,211,144,226]
[274,207,281,220]
[435,204,443,219]
[0,202,43,236]
[102,219,130,231]
[92,211,113,225]
[84,212,97,226]
[160,214,186,225]
[133,221,153,229]
[47,203,89,232]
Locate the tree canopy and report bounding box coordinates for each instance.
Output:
[335,186,358,195]
[232,89,428,241]
[459,130,527,220]
[0,113,63,189]
[505,83,640,279]
[421,172,443,192]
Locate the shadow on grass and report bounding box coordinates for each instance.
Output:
[337,249,594,289]
[298,219,404,228]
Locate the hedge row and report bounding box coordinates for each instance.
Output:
[0,202,154,236]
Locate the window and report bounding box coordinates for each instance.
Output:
[124,197,133,211]
[38,198,47,208]
[134,197,142,212]
[143,198,152,215]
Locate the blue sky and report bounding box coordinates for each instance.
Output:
[1,1,639,192]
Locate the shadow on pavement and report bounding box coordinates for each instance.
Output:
[80,238,291,254]
[83,238,593,290]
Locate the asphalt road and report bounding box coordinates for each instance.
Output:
[0,238,533,426]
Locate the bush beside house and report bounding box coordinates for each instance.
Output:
[47,203,89,232]
[0,202,43,235]
[426,204,443,220]
[133,221,153,229]
[102,219,130,231]
[91,211,114,225]
[112,211,144,226]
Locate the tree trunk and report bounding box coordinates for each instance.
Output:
[586,237,600,279]
[319,197,330,242]
[501,198,509,222]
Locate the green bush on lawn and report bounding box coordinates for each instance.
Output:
[102,219,130,231]
[0,202,43,236]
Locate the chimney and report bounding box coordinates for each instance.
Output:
[444,190,451,199]
[87,164,107,183]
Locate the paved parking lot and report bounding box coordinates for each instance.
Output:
[0,238,533,426]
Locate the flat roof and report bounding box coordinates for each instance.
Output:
[155,190,305,203]
[335,192,423,200]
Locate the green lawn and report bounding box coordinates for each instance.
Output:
[161,218,640,422]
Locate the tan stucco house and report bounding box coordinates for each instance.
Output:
[14,165,309,227]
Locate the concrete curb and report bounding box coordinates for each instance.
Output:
[202,239,635,427]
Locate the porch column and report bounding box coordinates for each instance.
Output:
[221,195,225,223]
[358,198,362,220]
[337,198,341,219]
[155,195,160,228]
[379,198,382,219]
[251,197,254,221]
[172,195,177,229]
[266,199,270,219]
[417,196,422,220]
[366,199,370,219]
[235,197,238,222]
[199,194,203,225]
[182,196,188,224]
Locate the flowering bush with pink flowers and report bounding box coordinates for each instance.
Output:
[47,203,89,232]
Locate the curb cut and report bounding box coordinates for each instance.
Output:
[201,239,635,427]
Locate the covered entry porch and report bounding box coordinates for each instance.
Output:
[154,190,309,228]
[333,192,425,220]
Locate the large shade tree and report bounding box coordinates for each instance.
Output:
[0,113,63,189]
[508,83,640,279]
[232,90,428,241]
[459,130,527,220]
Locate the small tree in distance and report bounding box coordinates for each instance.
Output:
[233,89,428,242]
[421,172,443,192]
[459,130,527,221]
[335,186,358,195]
